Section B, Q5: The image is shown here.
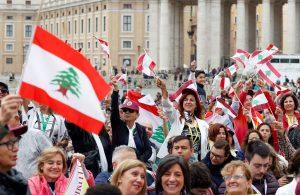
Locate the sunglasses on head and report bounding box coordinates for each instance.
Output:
[122,108,135,113]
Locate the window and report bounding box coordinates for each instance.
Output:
[123,4,132,9]
[88,42,91,49]
[290,59,300,63]
[88,8,91,12]
[88,18,91,33]
[50,23,53,33]
[25,16,32,20]
[122,40,132,49]
[146,40,149,49]
[7,0,12,4]
[123,15,132,32]
[95,41,98,48]
[6,16,13,20]
[271,59,280,63]
[81,8,84,13]
[75,10,77,14]
[56,23,58,35]
[123,58,131,67]
[5,44,13,52]
[103,16,106,32]
[95,17,98,32]
[280,59,289,63]
[6,24,13,37]
[74,20,77,34]
[96,6,98,11]
[25,1,31,5]
[68,21,71,34]
[103,5,106,9]
[81,19,84,33]
[146,15,150,32]
[25,25,32,37]
[6,58,13,64]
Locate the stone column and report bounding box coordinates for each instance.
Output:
[261,0,274,48]
[173,2,183,69]
[222,1,231,58]
[149,0,160,67]
[159,0,171,70]
[197,0,207,70]
[248,1,256,51]
[286,0,300,53]
[273,2,283,49]
[236,0,249,50]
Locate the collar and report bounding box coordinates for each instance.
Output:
[127,123,136,131]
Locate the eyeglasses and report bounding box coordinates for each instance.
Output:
[210,151,225,159]
[0,136,21,151]
[223,174,246,181]
[122,108,135,113]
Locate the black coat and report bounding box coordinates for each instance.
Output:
[65,121,113,174]
[111,90,152,163]
[0,169,29,195]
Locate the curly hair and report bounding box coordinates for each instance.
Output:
[280,93,299,111]
[208,123,229,142]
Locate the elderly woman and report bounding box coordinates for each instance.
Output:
[28,147,94,195]
[111,159,147,195]
[221,160,253,195]
[156,78,209,161]
[156,155,190,195]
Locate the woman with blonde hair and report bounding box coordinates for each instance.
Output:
[111,159,147,195]
[28,146,94,195]
[221,160,255,195]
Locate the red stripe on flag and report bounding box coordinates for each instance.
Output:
[19,82,103,134]
[266,62,281,77]
[220,77,225,90]
[137,54,145,72]
[217,98,237,116]
[258,70,276,87]
[266,44,274,50]
[236,49,250,58]
[32,26,111,100]
[169,80,194,102]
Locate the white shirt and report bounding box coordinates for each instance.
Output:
[275,178,298,195]
[127,123,136,148]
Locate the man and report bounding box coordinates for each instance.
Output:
[195,70,207,104]
[110,76,152,163]
[169,135,194,163]
[202,140,236,188]
[143,122,158,169]
[219,140,279,195]
[188,60,197,81]
[0,94,29,194]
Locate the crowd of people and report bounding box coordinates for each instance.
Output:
[0,62,300,195]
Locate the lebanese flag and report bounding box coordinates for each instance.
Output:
[216,98,237,118]
[137,53,156,76]
[250,44,279,65]
[127,90,165,146]
[115,73,127,86]
[228,87,235,98]
[19,27,111,134]
[231,49,250,68]
[274,85,290,96]
[251,90,269,111]
[258,61,281,87]
[96,37,110,58]
[169,80,197,102]
[219,77,231,90]
[226,64,238,77]
[251,110,264,128]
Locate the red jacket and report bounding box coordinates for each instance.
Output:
[282,111,300,130]
[28,172,94,195]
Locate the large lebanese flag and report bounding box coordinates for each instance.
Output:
[19,26,111,134]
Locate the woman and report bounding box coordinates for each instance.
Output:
[277,93,300,130]
[156,155,190,195]
[242,130,263,151]
[110,159,147,195]
[156,78,209,161]
[221,160,254,195]
[208,123,229,149]
[28,147,94,195]
[257,123,274,145]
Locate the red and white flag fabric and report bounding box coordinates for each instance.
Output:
[228,87,235,98]
[226,64,239,77]
[219,77,231,90]
[257,62,281,87]
[169,80,197,102]
[115,73,127,86]
[249,44,279,66]
[231,49,250,68]
[137,53,156,76]
[216,98,237,118]
[274,85,291,96]
[251,90,269,111]
[96,37,110,58]
[19,27,111,134]
[65,160,89,195]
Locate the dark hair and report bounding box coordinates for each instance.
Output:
[288,125,300,149]
[85,184,121,195]
[208,123,228,142]
[195,70,206,78]
[190,162,212,189]
[280,93,299,111]
[0,82,9,93]
[257,122,274,145]
[242,130,263,151]
[170,135,193,152]
[245,140,270,162]
[213,140,230,157]
[288,149,300,175]
[178,91,203,119]
[156,155,190,194]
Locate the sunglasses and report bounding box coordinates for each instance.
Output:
[122,108,135,113]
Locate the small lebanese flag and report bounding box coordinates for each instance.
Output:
[137,53,156,76]
[274,85,290,96]
[169,80,197,102]
[219,77,231,90]
[257,61,281,87]
[19,27,111,134]
[115,73,127,86]
[251,90,269,111]
[250,44,279,65]
[216,98,237,118]
[228,87,235,98]
[251,110,264,128]
[226,64,238,77]
[96,37,110,58]
[65,160,89,195]
[231,49,250,68]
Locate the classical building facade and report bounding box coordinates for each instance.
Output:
[0,0,40,74]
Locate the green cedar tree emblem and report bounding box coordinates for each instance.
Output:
[264,70,272,76]
[50,67,81,98]
[258,54,263,61]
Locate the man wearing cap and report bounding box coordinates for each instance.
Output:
[0,94,29,194]
[110,76,152,163]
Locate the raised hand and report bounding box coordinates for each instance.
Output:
[0,95,23,125]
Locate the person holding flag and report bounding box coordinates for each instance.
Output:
[156,78,209,161]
